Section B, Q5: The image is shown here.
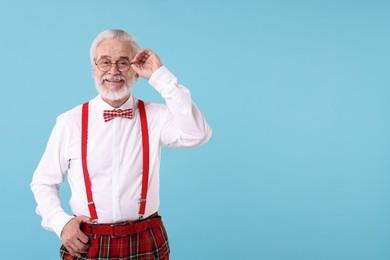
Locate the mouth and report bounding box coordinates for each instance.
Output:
[104,79,125,83]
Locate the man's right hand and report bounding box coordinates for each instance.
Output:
[60,216,91,257]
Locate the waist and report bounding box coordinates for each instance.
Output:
[81,212,162,236]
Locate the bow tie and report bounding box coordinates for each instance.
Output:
[103,108,133,122]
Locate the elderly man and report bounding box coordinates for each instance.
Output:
[31,29,212,259]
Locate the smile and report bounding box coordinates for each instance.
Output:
[104,79,125,83]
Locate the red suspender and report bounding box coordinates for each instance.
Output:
[81,103,98,223]
[81,100,150,223]
[138,100,149,218]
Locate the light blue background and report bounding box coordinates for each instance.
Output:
[1,0,389,259]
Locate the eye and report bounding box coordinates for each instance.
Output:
[117,60,129,67]
[99,59,111,66]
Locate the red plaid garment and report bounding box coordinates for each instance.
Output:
[60,221,170,260]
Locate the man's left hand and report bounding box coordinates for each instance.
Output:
[131,49,162,80]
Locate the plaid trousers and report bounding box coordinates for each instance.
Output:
[60,222,169,260]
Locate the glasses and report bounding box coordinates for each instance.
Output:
[95,58,132,72]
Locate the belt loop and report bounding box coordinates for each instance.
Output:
[110,224,116,236]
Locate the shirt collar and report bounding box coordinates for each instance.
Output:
[96,95,135,111]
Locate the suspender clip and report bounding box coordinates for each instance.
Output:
[92,219,99,225]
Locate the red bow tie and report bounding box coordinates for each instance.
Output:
[103,109,133,122]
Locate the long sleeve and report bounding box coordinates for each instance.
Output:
[30,116,74,238]
[148,66,212,147]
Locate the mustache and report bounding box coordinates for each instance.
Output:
[102,75,126,82]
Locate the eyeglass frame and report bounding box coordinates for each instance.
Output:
[94,57,133,72]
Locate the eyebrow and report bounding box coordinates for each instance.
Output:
[99,55,130,61]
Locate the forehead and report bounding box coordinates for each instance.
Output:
[96,39,133,59]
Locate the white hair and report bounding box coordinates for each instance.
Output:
[90,29,141,65]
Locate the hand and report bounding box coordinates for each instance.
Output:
[60,216,91,257]
[131,49,163,80]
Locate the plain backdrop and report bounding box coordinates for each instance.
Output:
[1,0,389,259]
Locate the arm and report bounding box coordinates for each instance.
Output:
[31,118,74,237]
[31,116,91,257]
[131,49,212,147]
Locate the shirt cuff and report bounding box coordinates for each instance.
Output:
[52,212,74,239]
[148,66,177,94]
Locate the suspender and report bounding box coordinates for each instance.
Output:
[81,103,98,223]
[81,100,150,224]
[138,100,149,219]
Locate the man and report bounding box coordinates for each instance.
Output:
[31,29,212,259]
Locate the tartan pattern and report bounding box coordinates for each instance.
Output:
[60,223,169,260]
[103,109,133,122]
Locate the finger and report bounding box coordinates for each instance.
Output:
[77,215,92,224]
[66,243,81,257]
[65,239,87,257]
[130,64,141,74]
[131,51,145,63]
[131,49,151,63]
[73,238,88,252]
[79,241,90,253]
[77,231,89,244]
[79,243,89,252]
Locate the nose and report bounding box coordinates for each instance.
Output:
[108,62,120,74]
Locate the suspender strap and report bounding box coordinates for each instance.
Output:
[138,100,150,218]
[81,100,150,223]
[81,102,98,223]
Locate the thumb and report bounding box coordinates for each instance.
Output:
[76,215,92,224]
[131,64,141,75]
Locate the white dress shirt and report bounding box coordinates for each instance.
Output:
[31,66,212,238]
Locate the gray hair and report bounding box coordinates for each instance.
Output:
[90,29,141,65]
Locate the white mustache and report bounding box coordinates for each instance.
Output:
[102,75,126,82]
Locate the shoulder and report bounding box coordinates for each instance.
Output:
[137,100,170,125]
[56,97,99,124]
[56,104,83,125]
[139,100,167,114]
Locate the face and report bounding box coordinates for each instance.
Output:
[93,39,137,102]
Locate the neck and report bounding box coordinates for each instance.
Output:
[102,94,130,108]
